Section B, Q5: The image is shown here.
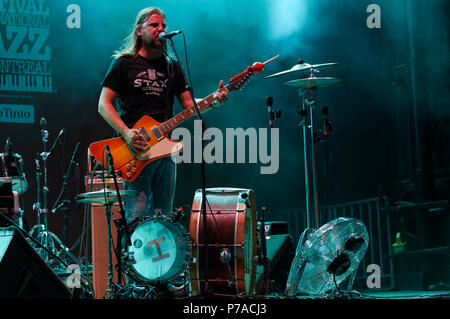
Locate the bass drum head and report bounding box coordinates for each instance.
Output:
[126,215,191,284]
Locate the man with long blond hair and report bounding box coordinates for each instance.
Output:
[98,7,228,223]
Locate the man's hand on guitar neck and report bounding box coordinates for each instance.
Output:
[123,128,150,153]
[212,80,229,107]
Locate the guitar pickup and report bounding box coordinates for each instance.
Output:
[138,127,151,142]
[151,126,163,140]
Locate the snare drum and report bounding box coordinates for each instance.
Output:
[123,214,191,285]
[189,187,257,296]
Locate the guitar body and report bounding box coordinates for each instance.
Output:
[89,116,183,182]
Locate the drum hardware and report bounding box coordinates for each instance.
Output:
[266,60,340,230]
[219,248,239,294]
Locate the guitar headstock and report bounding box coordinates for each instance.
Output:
[226,56,279,92]
[226,66,255,92]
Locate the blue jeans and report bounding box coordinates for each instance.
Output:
[123,157,176,224]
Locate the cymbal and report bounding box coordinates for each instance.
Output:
[265,62,339,79]
[75,188,138,205]
[283,77,341,89]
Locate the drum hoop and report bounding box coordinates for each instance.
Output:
[196,187,253,194]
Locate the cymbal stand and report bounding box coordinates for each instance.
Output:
[298,73,320,230]
[29,121,68,268]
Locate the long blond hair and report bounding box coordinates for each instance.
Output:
[113,7,170,59]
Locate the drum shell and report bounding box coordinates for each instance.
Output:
[189,188,257,296]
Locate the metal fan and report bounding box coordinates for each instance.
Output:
[285,217,369,296]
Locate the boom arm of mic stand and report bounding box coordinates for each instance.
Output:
[47,129,65,159]
[51,142,80,213]
[168,37,211,294]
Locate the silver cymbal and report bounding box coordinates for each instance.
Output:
[283,77,341,89]
[75,188,138,205]
[265,62,339,79]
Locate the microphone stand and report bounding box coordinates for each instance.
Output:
[259,207,270,295]
[51,142,79,251]
[167,36,211,295]
[36,119,50,261]
[105,146,129,294]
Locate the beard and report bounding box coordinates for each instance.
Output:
[142,35,164,50]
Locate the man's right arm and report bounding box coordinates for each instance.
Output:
[98,86,148,152]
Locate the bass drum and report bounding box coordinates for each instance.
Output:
[123,214,191,285]
[189,187,257,296]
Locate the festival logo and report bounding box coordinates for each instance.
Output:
[0,0,53,123]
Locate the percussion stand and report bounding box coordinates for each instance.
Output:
[168,37,212,295]
[298,81,320,230]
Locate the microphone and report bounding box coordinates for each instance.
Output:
[170,206,186,223]
[57,128,65,143]
[40,117,46,129]
[105,145,114,174]
[52,199,71,213]
[266,96,273,128]
[159,30,182,40]
[322,106,332,136]
[5,137,12,154]
[40,117,48,142]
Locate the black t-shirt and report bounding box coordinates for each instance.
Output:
[102,54,188,127]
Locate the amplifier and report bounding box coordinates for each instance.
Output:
[84,174,125,299]
[84,174,123,193]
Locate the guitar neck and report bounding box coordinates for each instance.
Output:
[157,90,223,136]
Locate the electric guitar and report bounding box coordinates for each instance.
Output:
[89,59,277,182]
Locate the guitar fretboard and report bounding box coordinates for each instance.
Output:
[158,92,218,135]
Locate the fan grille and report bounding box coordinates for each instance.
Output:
[297,217,369,295]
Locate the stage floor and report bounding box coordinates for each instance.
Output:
[356,290,450,299]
